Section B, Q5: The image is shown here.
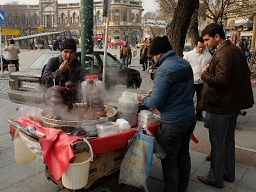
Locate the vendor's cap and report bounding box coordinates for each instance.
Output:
[150,36,172,56]
[61,38,77,53]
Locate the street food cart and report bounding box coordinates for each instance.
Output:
[8,107,159,191]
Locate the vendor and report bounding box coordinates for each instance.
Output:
[138,36,196,192]
[41,38,87,102]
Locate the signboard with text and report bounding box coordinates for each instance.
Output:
[2,28,21,36]
[144,19,168,28]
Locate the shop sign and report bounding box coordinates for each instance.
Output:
[144,19,167,28]
[241,31,252,37]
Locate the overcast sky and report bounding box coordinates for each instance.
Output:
[0,0,158,13]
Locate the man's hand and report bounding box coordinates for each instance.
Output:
[202,64,210,72]
[138,94,146,102]
[59,59,71,73]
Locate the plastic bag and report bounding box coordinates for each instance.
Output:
[119,126,154,192]
[143,126,166,160]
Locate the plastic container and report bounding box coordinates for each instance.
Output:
[137,110,155,126]
[81,75,104,103]
[116,118,131,133]
[13,132,36,164]
[117,92,139,126]
[16,107,42,119]
[96,122,118,137]
[62,138,93,190]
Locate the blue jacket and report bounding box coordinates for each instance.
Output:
[143,50,195,124]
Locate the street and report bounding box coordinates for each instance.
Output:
[0,48,256,192]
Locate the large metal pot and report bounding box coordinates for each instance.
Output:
[39,104,117,136]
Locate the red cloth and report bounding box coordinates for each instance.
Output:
[191,133,199,143]
[14,117,81,181]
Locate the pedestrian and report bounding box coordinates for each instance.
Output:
[140,41,148,71]
[41,39,45,49]
[183,37,212,121]
[240,38,249,55]
[120,41,132,68]
[197,23,254,188]
[138,36,196,192]
[41,38,87,102]
[4,39,20,71]
[53,36,62,51]
[146,38,152,66]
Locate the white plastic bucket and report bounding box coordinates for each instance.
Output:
[62,138,93,190]
[8,64,16,75]
[13,133,36,163]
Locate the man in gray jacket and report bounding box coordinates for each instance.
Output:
[4,39,20,71]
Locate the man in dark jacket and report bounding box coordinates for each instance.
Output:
[197,23,254,188]
[41,38,86,101]
[138,36,196,192]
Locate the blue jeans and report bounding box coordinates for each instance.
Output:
[122,56,128,68]
[156,119,196,192]
[208,111,239,188]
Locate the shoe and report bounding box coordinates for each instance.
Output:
[197,176,223,188]
[206,154,211,161]
[196,116,205,121]
[197,176,212,186]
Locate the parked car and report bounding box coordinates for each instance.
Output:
[183,43,192,56]
[8,51,142,104]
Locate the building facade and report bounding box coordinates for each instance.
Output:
[0,0,143,46]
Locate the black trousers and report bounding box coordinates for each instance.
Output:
[10,60,19,71]
[157,119,196,192]
[208,111,239,188]
[194,83,203,117]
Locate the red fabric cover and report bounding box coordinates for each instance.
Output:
[14,117,81,181]
[89,124,158,153]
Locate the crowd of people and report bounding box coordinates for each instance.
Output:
[138,23,254,192]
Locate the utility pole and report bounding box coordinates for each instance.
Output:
[252,13,256,50]
[81,0,93,66]
[220,0,224,28]
[102,0,111,87]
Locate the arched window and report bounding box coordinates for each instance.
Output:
[114,9,120,22]
[61,13,65,24]
[131,13,135,22]
[72,12,77,24]
[136,13,139,22]
[114,30,120,37]
[123,10,127,22]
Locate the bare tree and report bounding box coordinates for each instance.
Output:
[201,0,233,24]
[167,0,199,56]
[154,0,200,50]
